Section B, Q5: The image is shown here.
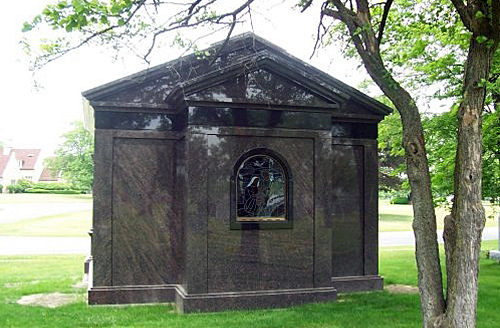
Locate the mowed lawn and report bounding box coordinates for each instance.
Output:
[0,194,499,326]
[379,199,499,232]
[0,194,92,237]
[0,241,498,328]
[1,193,497,235]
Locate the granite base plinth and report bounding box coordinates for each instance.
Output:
[88,285,337,313]
[331,275,384,293]
[88,285,177,305]
[175,286,337,313]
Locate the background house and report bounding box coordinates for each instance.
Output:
[0,146,59,191]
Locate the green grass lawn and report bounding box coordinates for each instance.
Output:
[1,194,497,236]
[379,200,499,232]
[0,241,498,328]
[0,211,91,237]
[0,194,92,237]
[0,193,92,204]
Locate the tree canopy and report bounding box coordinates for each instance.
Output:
[47,121,94,191]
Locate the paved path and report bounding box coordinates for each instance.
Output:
[0,236,90,255]
[0,203,91,224]
[380,226,499,247]
[0,227,497,255]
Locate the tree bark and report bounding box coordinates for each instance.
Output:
[360,45,447,328]
[323,0,499,325]
[324,2,446,326]
[443,35,492,328]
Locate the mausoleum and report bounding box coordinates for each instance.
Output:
[83,33,391,312]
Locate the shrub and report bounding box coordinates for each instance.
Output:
[7,184,24,193]
[32,182,73,190]
[0,184,3,193]
[17,179,33,191]
[390,196,411,205]
[25,188,82,194]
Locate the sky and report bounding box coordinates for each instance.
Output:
[0,1,368,155]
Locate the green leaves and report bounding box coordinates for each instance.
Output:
[476,35,489,43]
[47,121,94,191]
[23,0,138,33]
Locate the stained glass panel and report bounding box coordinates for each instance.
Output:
[236,155,286,221]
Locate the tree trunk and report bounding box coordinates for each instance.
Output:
[324,0,499,326]
[442,34,491,328]
[358,51,446,328]
[325,2,446,324]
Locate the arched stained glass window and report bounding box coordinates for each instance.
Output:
[236,153,287,222]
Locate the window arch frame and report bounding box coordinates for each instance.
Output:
[230,148,293,230]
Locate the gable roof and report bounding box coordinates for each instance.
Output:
[83,32,392,121]
[0,154,9,177]
[39,167,59,181]
[12,149,41,170]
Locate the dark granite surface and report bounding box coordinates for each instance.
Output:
[91,130,114,287]
[91,131,183,287]
[182,131,209,294]
[331,144,365,277]
[87,33,388,312]
[95,112,174,131]
[111,138,181,285]
[205,135,314,292]
[189,107,332,130]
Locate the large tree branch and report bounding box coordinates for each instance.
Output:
[377,0,393,46]
[300,0,314,12]
[450,0,473,31]
[143,0,255,62]
[32,0,147,69]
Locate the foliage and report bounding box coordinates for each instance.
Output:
[378,110,406,194]
[6,179,34,193]
[378,107,500,206]
[482,110,500,205]
[22,0,257,68]
[6,185,23,194]
[47,121,94,191]
[390,196,411,205]
[31,182,74,191]
[25,189,83,194]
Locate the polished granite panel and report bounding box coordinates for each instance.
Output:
[95,112,174,131]
[314,136,334,287]
[331,122,377,139]
[189,107,331,130]
[331,144,364,277]
[363,140,380,275]
[205,135,314,292]
[91,130,114,287]
[111,138,181,285]
[182,132,209,293]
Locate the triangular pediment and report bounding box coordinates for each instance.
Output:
[184,68,337,108]
[83,33,392,120]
